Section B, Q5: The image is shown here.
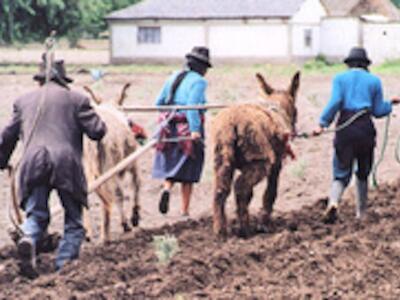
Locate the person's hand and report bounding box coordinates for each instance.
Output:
[191,131,201,140]
[391,96,400,105]
[312,126,325,136]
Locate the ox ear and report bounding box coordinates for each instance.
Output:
[116,83,131,106]
[288,71,301,100]
[256,73,274,96]
[83,86,102,105]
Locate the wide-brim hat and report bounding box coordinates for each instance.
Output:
[185,46,212,68]
[343,47,372,66]
[33,56,73,84]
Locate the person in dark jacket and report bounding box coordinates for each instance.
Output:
[152,46,212,217]
[314,47,400,223]
[0,57,107,277]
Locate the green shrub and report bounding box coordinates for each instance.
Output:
[152,234,180,265]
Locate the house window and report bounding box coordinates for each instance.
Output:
[304,29,312,48]
[137,26,161,44]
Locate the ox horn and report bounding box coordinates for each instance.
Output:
[117,83,131,106]
[84,86,102,105]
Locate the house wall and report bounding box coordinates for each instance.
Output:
[363,22,400,63]
[208,20,289,58]
[319,17,361,60]
[291,0,327,23]
[291,0,326,58]
[110,21,205,62]
[110,22,137,59]
[109,19,291,63]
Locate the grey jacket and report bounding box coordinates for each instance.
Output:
[0,82,106,207]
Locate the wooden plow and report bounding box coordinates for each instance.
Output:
[89,103,227,192]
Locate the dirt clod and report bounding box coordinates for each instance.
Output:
[0,183,399,299]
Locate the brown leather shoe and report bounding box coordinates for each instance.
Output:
[159,190,170,214]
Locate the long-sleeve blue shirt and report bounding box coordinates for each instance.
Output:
[319,69,392,127]
[155,70,207,133]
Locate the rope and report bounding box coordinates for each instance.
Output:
[295,109,369,138]
[371,115,391,188]
[396,134,400,164]
[8,31,57,233]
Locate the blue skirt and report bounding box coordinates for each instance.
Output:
[152,141,204,183]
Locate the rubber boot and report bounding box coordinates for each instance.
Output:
[323,180,345,224]
[355,178,368,219]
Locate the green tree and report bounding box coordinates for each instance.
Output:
[0,0,141,46]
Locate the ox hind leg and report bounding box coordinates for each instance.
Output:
[213,164,234,237]
[83,208,93,242]
[234,162,267,238]
[115,184,131,233]
[261,161,282,227]
[96,188,113,242]
[129,166,141,227]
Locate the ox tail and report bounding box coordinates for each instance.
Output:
[213,125,237,190]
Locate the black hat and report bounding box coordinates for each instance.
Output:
[33,54,73,84]
[343,47,372,66]
[185,46,212,68]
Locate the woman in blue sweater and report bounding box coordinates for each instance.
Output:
[152,47,211,216]
[314,47,400,223]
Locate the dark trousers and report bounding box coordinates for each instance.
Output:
[333,110,376,186]
[333,145,374,186]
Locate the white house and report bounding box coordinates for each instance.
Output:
[106,0,400,64]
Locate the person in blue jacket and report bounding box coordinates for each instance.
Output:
[152,47,212,216]
[314,47,400,223]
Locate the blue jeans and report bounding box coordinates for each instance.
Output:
[21,185,85,270]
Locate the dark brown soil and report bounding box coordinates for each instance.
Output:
[1,182,400,299]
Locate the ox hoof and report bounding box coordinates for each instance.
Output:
[131,216,139,227]
[213,227,228,240]
[131,209,140,227]
[238,228,250,239]
[122,222,132,233]
[256,223,269,234]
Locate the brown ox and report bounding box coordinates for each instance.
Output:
[83,84,141,241]
[211,71,300,237]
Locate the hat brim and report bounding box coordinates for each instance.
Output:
[33,73,73,83]
[343,57,371,66]
[186,53,212,68]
